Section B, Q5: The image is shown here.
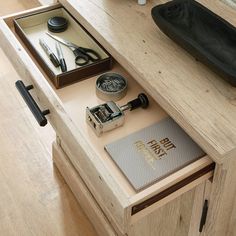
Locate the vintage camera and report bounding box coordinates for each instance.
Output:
[86,93,149,136]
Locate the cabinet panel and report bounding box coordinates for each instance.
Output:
[129,182,207,236]
[203,158,236,236]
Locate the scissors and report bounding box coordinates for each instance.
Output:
[46,32,101,66]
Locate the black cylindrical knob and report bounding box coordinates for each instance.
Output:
[128,93,149,111]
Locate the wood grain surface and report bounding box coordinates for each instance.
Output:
[61,0,236,163]
[0,1,97,235]
[128,182,206,236]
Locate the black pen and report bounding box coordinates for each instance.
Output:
[56,42,67,72]
[39,38,60,68]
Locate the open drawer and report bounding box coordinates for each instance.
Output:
[0,3,214,235]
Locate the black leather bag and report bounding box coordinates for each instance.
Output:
[152,0,236,86]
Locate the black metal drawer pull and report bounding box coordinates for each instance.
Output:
[199,200,208,232]
[15,80,50,127]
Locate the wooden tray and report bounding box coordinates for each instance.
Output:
[14,6,112,88]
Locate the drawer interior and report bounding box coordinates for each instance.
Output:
[2,4,213,217]
[56,63,169,195]
[55,62,213,200]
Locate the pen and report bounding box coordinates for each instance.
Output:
[56,42,67,72]
[39,38,60,68]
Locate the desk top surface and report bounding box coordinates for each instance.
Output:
[63,0,236,163]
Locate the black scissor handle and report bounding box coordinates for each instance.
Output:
[73,48,90,66]
[73,47,101,66]
[15,80,50,127]
[80,47,101,62]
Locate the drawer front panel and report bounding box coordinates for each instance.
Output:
[130,170,213,224]
[131,163,214,215]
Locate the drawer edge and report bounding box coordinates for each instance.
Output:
[131,162,214,215]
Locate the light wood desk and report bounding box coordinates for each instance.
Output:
[1,0,236,236]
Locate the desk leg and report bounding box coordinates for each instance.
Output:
[203,158,236,236]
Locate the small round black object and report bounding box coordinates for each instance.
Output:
[47,16,68,33]
[128,93,149,111]
[138,93,149,108]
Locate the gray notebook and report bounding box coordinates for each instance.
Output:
[105,117,205,191]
